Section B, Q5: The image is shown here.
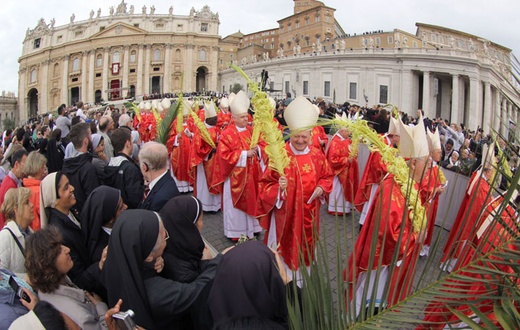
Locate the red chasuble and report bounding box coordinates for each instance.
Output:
[213,125,260,216]
[420,164,443,246]
[190,125,220,196]
[326,134,359,203]
[311,125,328,154]
[257,144,333,270]
[354,148,389,211]
[419,196,519,329]
[441,171,492,264]
[347,175,420,306]
[170,121,195,184]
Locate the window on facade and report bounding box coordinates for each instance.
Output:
[201,23,208,32]
[53,63,59,76]
[72,58,80,71]
[153,49,161,61]
[129,68,135,73]
[71,77,78,82]
[100,27,105,31]
[306,39,310,47]
[96,54,102,67]
[376,37,380,45]
[431,34,437,43]
[75,31,83,37]
[285,81,290,95]
[379,85,388,104]
[295,22,300,28]
[315,15,320,23]
[96,73,101,77]
[303,81,309,95]
[130,50,136,62]
[349,82,357,99]
[113,51,120,63]
[29,69,37,83]
[133,24,139,28]
[413,41,418,48]
[458,40,465,49]
[199,49,206,62]
[57,35,63,42]
[388,36,393,44]
[177,24,183,32]
[439,36,444,44]
[33,38,41,49]
[175,49,181,61]
[155,23,164,29]
[305,18,309,25]
[324,81,331,97]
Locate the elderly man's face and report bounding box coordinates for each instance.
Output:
[290,130,311,151]
[233,113,249,128]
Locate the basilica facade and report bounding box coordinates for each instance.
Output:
[18,0,520,135]
[18,2,220,123]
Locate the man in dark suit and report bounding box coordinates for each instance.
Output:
[138,141,179,211]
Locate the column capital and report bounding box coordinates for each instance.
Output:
[89,49,97,55]
[124,45,131,51]
[63,55,70,61]
[103,47,111,53]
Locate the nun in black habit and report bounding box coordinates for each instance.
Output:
[159,196,212,283]
[81,185,126,263]
[102,209,221,329]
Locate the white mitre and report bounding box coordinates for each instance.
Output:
[427,127,441,151]
[284,96,319,132]
[205,101,218,118]
[230,91,250,115]
[388,117,400,136]
[398,115,429,159]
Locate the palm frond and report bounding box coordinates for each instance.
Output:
[156,101,180,145]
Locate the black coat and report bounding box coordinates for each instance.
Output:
[47,208,104,295]
[139,173,180,212]
[61,153,100,213]
[104,154,144,209]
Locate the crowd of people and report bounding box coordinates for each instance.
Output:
[0,89,517,329]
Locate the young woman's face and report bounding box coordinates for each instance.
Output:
[57,175,76,210]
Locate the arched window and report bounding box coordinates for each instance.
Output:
[53,63,60,77]
[72,58,80,71]
[175,49,181,61]
[130,50,136,62]
[96,54,102,67]
[153,49,161,61]
[30,69,37,83]
[199,49,206,62]
[113,51,120,63]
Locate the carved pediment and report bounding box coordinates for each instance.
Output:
[90,22,146,39]
[194,5,219,21]
[26,18,50,40]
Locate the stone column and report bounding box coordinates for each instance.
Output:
[515,107,520,139]
[136,45,144,96]
[501,99,508,136]
[61,55,69,105]
[493,89,501,134]
[505,102,513,137]
[102,47,110,101]
[451,74,460,124]
[88,50,96,104]
[163,44,171,93]
[81,51,88,102]
[210,45,219,91]
[144,45,151,95]
[123,45,130,94]
[40,60,49,113]
[422,71,431,118]
[18,68,27,123]
[468,77,481,131]
[482,82,492,132]
[185,44,194,92]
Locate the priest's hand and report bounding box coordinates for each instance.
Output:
[247,146,258,158]
[307,186,324,204]
[279,176,288,190]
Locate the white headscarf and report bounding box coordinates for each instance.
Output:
[39,172,59,228]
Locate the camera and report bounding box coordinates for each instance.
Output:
[112,309,138,330]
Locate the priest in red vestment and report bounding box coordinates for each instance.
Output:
[440,143,496,272]
[257,96,333,285]
[213,91,261,240]
[217,96,233,130]
[419,127,446,257]
[354,117,400,229]
[190,102,221,212]
[170,102,194,193]
[419,191,519,329]
[347,115,429,318]
[326,118,359,215]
